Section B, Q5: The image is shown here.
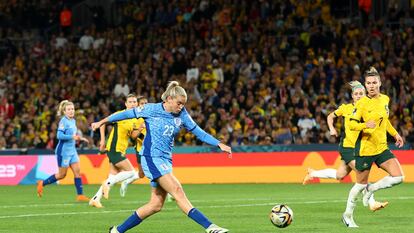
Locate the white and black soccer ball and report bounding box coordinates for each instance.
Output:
[269,204,293,228]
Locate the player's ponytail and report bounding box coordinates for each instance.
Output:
[161,81,187,101]
[364,66,379,77]
[57,100,74,117]
[363,66,381,84]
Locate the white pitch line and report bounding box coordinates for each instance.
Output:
[0,203,80,209]
[0,197,311,209]
[0,209,134,219]
[2,195,413,209]
[1,196,414,219]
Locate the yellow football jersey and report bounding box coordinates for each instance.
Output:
[350,95,398,156]
[106,110,140,154]
[135,118,147,153]
[334,103,360,148]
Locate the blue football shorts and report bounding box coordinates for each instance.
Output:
[141,155,172,187]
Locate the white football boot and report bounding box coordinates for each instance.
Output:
[205,224,229,233]
[109,226,119,233]
[342,213,358,228]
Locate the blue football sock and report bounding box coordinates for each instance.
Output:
[187,208,212,229]
[43,175,57,186]
[117,211,142,233]
[74,177,83,195]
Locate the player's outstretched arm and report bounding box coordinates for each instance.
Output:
[91,117,109,131]
[218,142,232,154]
[190,125,232,158]
[91,109,137,131]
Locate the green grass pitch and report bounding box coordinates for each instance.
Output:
[0,183,413,232]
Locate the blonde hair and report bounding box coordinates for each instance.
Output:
[349,80,365,92]
[125,93,137,103]
[126,93,137,99]
[57,100,74,117]
[161,81,187,101]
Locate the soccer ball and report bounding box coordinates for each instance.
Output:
[269,204,293,228]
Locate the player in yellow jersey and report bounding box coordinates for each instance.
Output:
[303,81,389,211]
[89,94,141,208]
[342,67,404,228]
[119,96,148,197]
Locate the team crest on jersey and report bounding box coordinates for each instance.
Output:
[136,106,144,112]
[174,117,182,126]
[385,105,389,116]
[59,122,65,130]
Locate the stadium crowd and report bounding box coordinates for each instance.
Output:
[1,0,414,150]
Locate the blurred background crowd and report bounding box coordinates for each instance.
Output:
[1,0,414,150]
